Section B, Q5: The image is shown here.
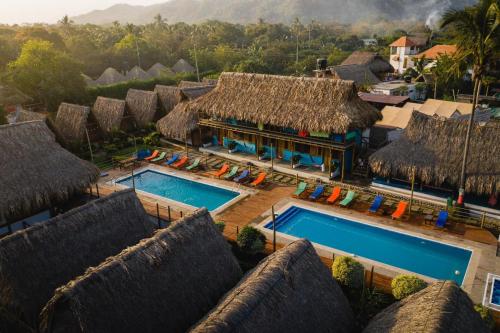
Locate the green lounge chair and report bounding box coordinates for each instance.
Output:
[224,166,239,179]
[339,191,356,207]
[186,158,201,171]
[151,151,166,163]
[293,182,307,197]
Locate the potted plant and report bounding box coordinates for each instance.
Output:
[257,148,266,160]
[202,136,213,148]
[228,141,237,153]
[292,155,301,169]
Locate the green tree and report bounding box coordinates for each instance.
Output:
[7,40,86,111]
[236,226,266,255]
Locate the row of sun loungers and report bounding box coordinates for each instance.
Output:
[214,163,267,187]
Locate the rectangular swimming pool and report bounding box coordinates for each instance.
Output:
[264,205,472,285]
[116,169,240,212]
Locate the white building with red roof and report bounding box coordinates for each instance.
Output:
[389,36,427,74]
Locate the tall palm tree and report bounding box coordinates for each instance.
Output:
[441,0,499,204]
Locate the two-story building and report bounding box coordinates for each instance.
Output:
[389,36,427,74]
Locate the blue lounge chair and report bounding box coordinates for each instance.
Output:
[165,154,179,166]
[368,195,384,213]
[435,211,448,228]
[309,185,325,200]
[234,169,250,183]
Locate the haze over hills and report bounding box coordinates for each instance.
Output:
[72,0,476,26]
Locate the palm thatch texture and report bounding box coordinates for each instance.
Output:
[39,208,242,333]
[0,189,155,327]
[329,64,381,86]
[125,88,159,127]
[181,85,215,100]
[172,59,196,73]
[369,111,500,196]
[179,80,214,88]
[154,84,183,113]
[190,72,381,134]
[157,102,198,139]
[14,109,47,123]
[94,67,125,85]
[0,121,99,222]
[92,96,127,133]
[363,281,489,333]
[54,102,90,143]
[125,65,152,81]
[190,239,354,333]
[340,51,394,74]
[147,62,174,78]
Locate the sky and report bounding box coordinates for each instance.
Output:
[0,0,164,24]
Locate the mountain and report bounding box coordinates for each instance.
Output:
[72,0,476,26]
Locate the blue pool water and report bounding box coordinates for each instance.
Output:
[265,206,471,284]
[117,170,239,211]
[492,279,500,305]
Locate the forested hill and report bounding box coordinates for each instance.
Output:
[72,0,476,25]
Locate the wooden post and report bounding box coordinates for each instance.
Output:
[156,203,161,228]
[480,213,486,229]
[272,206,276,252]
[341,150,345,182]
[168,206,171,222]
[369,266,374,289]
[270,141,274,178]
[85,128,94,163]
[131,169,135,190]
[290,141,294,167]
[296,174,299,185]
[236,226,239,236]
[96,183,100,198]
[409,167,415,219]
[180,211,183,218]
[328,149,332,177]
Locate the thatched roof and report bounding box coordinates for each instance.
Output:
[189,72,381,133]
[125,89,158,127]
[154,85,182,113]
[0,85,33,107]
[147,63,174,78]
[181,85,215,100]
[341,51,394,74]
[92,96,127,133]
[191,239,354,333]
[94,67,125,85]
[179,80,210,88]
[202,78,218,85]
[125,65,152,81]
[0,189,155,327]
[157,102,198,139]
[81,73,96,87]
[14,109,47,123]
[369,111,500,195]
[0,121,99,222]
[172,59,196,73]
[363,281,489,333]
[40,208,242,333]
[330,64,381,86]
[54,103,90,143]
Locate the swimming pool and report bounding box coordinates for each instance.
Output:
[116,169,240,212]
[263,205,472,285]
[491,278,500,306]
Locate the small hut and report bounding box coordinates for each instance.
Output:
[369,111,500,196]
[329,64,381,87]
[363,281,489,333]
[0,121,99,222]
[54,102,90,143]
[125,89,159,127]
[147,63,174,78]
[125,65,152,81]
[191,239,354,333]
[341,51,394,76]
[94,67,125,86]
[172,59,196,73]
[0,189,155,327]
[92,96,128,133]
[39,208,242,333]
[81,73,96,87]
[154,85,183,113]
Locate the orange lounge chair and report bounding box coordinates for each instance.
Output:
[327,186,341,204]
[250,172,267,187]
[172,156,188,168]
[214,164,229,178]
[144,150,159,161]
[392,201,408,220]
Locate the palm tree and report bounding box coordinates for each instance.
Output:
[441,0,499,204]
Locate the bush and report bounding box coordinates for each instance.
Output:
[474,304,495,331]
[391,275,427,300]
[332,256,365,290]
[214,222,225,233]
[236,226,266,255]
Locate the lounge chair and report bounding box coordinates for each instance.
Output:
[339,191,356,207]
[172,156,188,168]
[144,150,159,161]
[214,164,229,178]
[151,151,166,163]
[293,182,307,197]
[186,158,201,171]
[224,166,239,180]
[250,172,267,187]
[327,186,342,204]
[391,201,408,220]
[234,169,250,183]
[368,195,384,213]
[309,185,325,201]
[435,210,448,228]
[165,154,179,166]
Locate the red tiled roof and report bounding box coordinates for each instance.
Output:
[389,36,417,47]
[414,45,457,60]
[358,92,410,105]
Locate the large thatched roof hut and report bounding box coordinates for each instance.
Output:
[0,189,155,327]
[40,208,242,333]
[94,67,125,86]
[125,88,159,127]
[341,51,394,75]
[363,281,489,333]
[330,64,381,86]
[147,63,174,78]
[191,239,354,333]
[92,96,127,133]
[125,65,152,81]
[54,102,90,143]
[369,111,500,195]
[154,85,183,113]
[0,121,99,222]
[189,72,381,134]
[172,59,196,73]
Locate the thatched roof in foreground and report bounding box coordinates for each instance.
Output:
[154,85,183,113]
[191,239,354,333]
[341,51,394,74]
[363,281,489,333]
[54,102,90,143]
[172,59,195,73]
[40,208,242,333]
[330,64,381,86]
[0,121,99,222]
[125,88,158,127]
[189,72,381,133]
[94,67,125,86]
[157,102,198,139]
[14,109,47,123]
[369,112,500,195]
[92,96,127,133]
[0,190,155,327]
